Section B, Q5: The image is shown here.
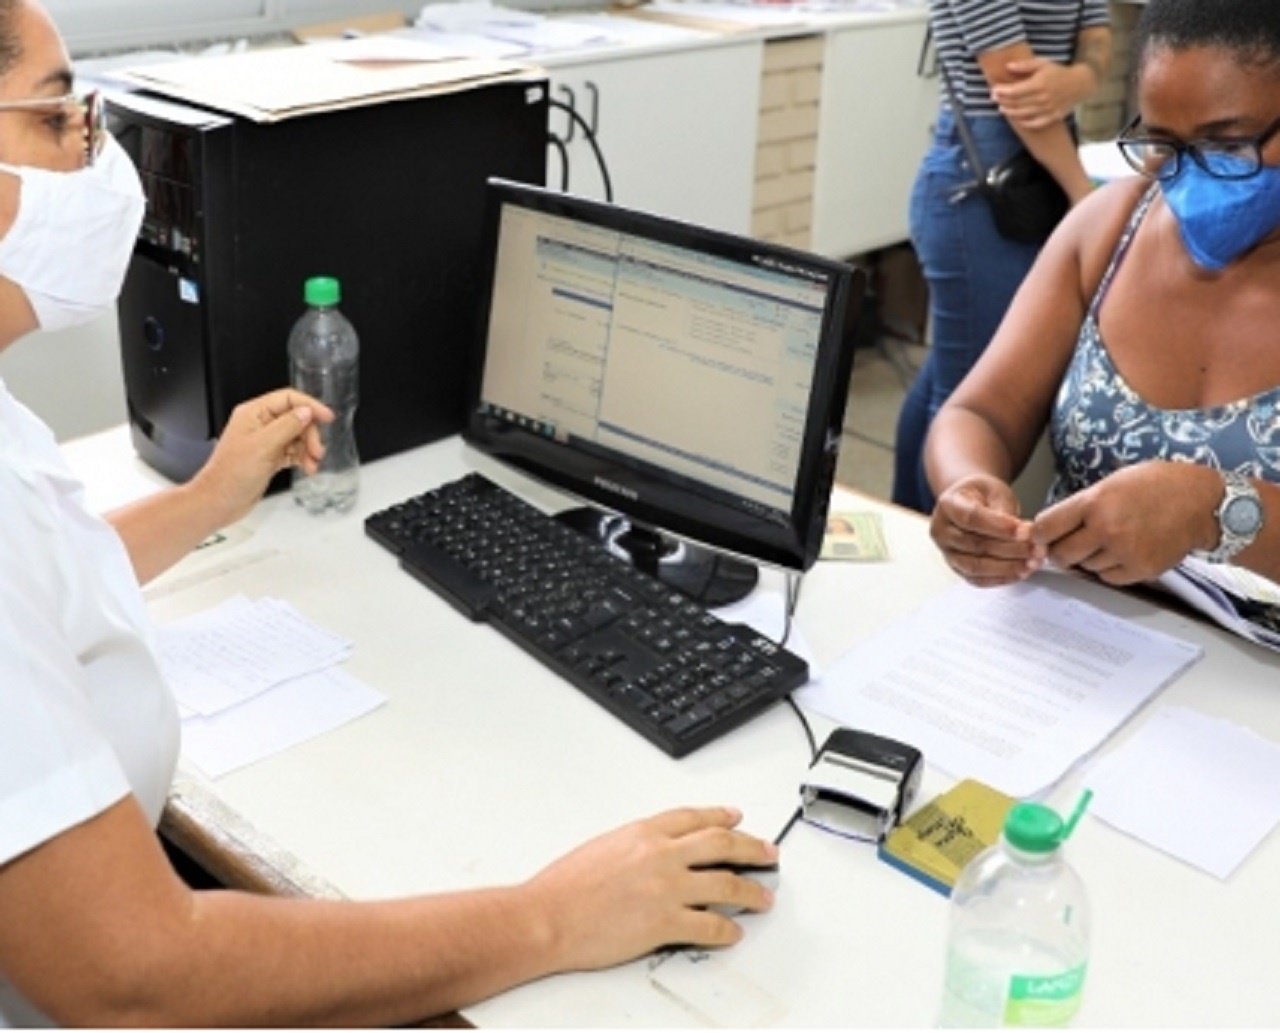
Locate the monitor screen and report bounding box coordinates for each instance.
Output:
[465,180,862,596]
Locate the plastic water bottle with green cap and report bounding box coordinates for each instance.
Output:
[938,790,1093,1027]
[288,275,359,514]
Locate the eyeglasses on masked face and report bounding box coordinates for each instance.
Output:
[1116,113,1280,182]
[0,89,104,167]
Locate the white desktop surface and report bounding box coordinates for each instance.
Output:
[64,428,1280,1027]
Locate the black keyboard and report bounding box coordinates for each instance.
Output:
[365,473,808,757]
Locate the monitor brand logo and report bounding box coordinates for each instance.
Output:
[755,255,828,284]
[594,476,639,501]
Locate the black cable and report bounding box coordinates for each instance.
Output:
[785,692,818,764]
[546,97,614,203]
[779,571,801,649]
[773,805,804,846]
[546,132,570,193]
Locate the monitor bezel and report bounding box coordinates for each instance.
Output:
[464,178,862,572]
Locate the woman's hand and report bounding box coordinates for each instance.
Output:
[1031,461,1221,585]
[930,473,1044,587]
[991,57,1094,130]
[191,388,334,527]
[524,806,777,973]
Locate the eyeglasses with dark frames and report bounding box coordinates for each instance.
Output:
[0,90,104,166]
[1116,113,1280,182]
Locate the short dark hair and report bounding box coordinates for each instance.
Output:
[1135,0,1280,71]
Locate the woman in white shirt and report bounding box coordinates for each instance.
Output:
[0,1,776,1024]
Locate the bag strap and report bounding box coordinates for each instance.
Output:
[927,0,1089,184]
[930,30,991,183]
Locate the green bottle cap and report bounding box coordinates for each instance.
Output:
[1004,789,1093,853]
[1003,802,1063,853]
[304,276,341,307]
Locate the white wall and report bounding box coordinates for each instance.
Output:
[0,312,126,441]
[49,0,426,55]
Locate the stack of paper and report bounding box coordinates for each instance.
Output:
[156,596,385,778]
[619,0,806,33]
[415,1,620,53]
[121,43,532,123]
[1157,558,1280,652]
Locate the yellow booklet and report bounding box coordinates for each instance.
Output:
[877,779,1014,896]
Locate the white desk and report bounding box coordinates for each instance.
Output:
[64,428,1280,1027]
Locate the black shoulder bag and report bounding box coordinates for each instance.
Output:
[933,2,1085,244]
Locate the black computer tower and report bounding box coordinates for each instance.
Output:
[109,79,548,482]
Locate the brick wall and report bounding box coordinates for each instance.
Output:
[1077,1,1143,141]
[751,35,823,250]
[752,4,1140,246]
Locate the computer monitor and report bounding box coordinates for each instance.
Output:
[464,179,863,606]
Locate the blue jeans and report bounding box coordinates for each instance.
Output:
[891,111,1042,513]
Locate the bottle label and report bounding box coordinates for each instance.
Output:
[1004,964,1087,1025]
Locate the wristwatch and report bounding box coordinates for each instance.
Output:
[1195,471,1265,564]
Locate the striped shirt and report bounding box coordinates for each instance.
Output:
[930,0,1110,117]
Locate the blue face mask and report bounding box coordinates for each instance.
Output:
[1160,153,1280,271]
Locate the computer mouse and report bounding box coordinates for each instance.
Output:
[706,862,779,916]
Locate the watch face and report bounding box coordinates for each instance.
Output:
[1224,495,1264,536]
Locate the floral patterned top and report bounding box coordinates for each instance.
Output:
[1048,184,1280,504]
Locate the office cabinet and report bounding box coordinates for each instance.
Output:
[545,42,763,235]
[812,17,935,257]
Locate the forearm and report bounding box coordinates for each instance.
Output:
[121,886,558,1027]
[925,405,1019,499]
[5,787,770,1026]
[106,479,236,585]
[103,389,332,583]
[1074,28,1111,100]
[4,801,557,1027]
[1009,118,1092,203]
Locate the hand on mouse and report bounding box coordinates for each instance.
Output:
[522,806,777,974]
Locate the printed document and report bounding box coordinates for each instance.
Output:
[799,582,1203,797]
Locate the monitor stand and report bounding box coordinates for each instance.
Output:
[556,507,759,607]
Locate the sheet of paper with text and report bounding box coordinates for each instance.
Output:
[799,582,1203,797]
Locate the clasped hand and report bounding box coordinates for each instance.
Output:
[991,57,1090,130]
[932,461,1221,588]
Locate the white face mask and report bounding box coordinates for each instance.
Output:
[0,133,144,333]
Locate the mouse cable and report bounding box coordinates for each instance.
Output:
[760,571,816,850]
[785,693,818,764]
[773,804,804,847]
[776,569,816,764]
[546,97,614,204]
[546,131,570,193]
